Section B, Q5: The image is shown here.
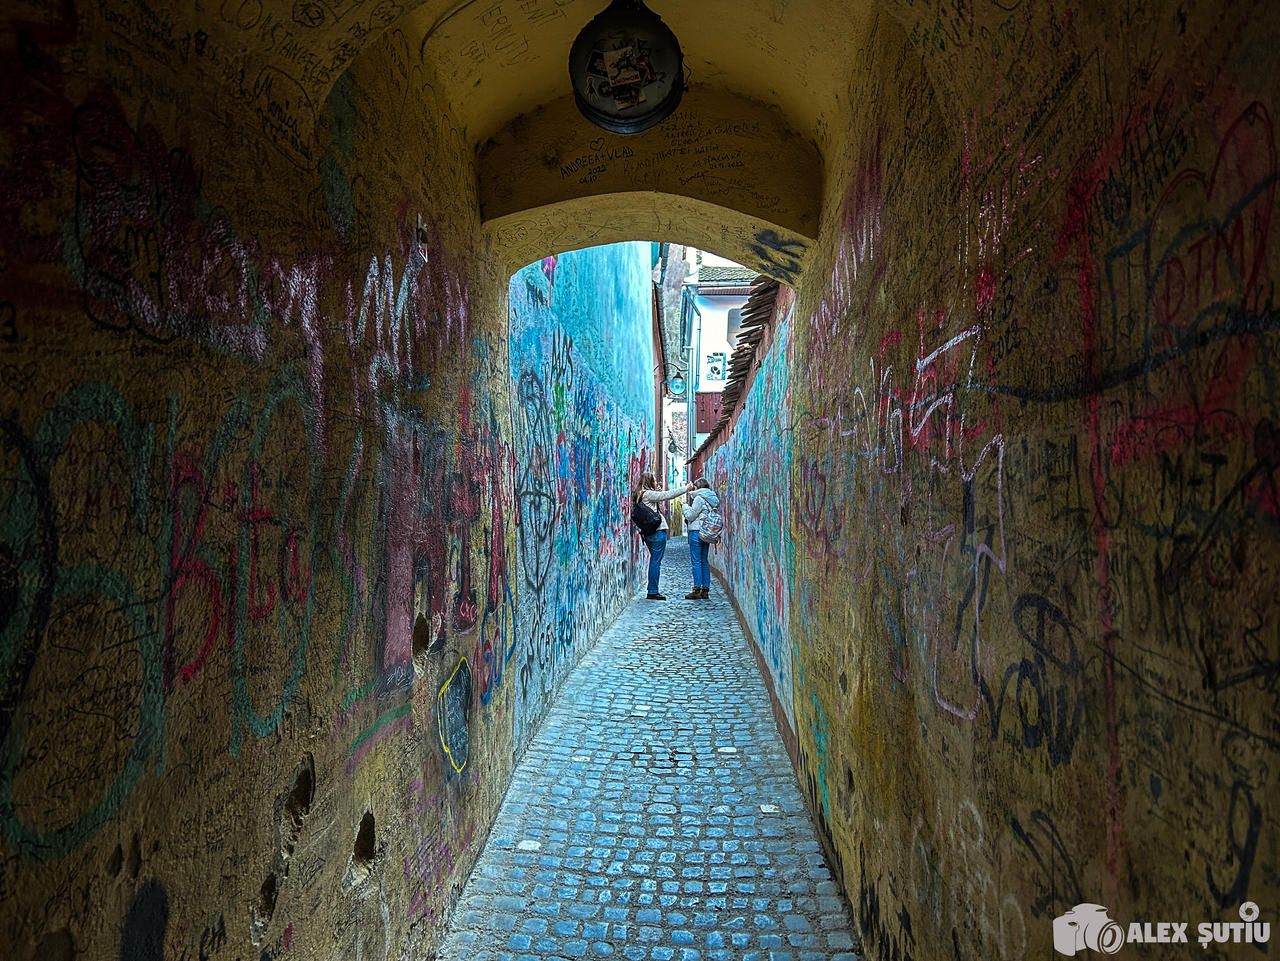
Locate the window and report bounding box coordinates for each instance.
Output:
[727,307,744,346]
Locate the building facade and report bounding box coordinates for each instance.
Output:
[659,248,754,488]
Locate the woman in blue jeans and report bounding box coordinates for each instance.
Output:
[683,478,720,599]
[635,473,693,600]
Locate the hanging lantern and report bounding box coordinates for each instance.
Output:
[568,0,685,135]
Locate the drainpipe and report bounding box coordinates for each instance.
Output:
[679,287,701,485]
[651,282,665,487]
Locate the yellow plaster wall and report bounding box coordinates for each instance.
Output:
[478,87,823,243]
[0,5,517,960]
[7,1,1280,960]
[718,3,1280,959]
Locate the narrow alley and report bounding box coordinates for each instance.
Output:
[437,539,857,961]
[4,1,1280,960]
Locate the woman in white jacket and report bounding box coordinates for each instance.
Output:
[683,479,720,600]
[634,473,693,600]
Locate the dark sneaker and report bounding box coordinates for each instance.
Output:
[646,593,667,601]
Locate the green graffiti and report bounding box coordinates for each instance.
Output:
[0,382,161,859]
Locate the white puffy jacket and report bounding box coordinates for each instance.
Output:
[685,489,721,531]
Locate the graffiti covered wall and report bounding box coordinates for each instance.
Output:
[508,245,655,746]
[705,307,796,729]
[6,0,1280,958]
[706,3,1280,959]
[0,6,521,961]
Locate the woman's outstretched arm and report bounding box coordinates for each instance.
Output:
[645,486,691,504]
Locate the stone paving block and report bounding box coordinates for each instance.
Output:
[434,540,859,960]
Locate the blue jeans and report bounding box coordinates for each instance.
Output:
[643,530,668,594]
[689,529,711,588]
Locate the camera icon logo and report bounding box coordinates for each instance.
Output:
[1054,903,1126,955]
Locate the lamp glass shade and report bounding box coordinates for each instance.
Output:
[668,374,686,396]
[568,0,684,135]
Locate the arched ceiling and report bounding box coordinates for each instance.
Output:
[476,84,823,277]
[401,0,878,151]
[395,0,882,277]
[176,0,911,278]
[201,0,943,148]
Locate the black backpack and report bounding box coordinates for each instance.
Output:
[631,496,662,536]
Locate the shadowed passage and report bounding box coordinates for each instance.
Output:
[437,538,859,960]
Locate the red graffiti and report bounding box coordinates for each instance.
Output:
[165,453,223,691]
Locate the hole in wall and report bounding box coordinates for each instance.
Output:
[107,843,123,877]
[348,810,376,883]
[354,810,376,863]
[284,754,315,830]
[279,753,316,862]
[412,610,447,662]
[250,873,278,945]
[260,873,278,915]
[412,613,431,662]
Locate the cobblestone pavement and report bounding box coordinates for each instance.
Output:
[437,538,860,961]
